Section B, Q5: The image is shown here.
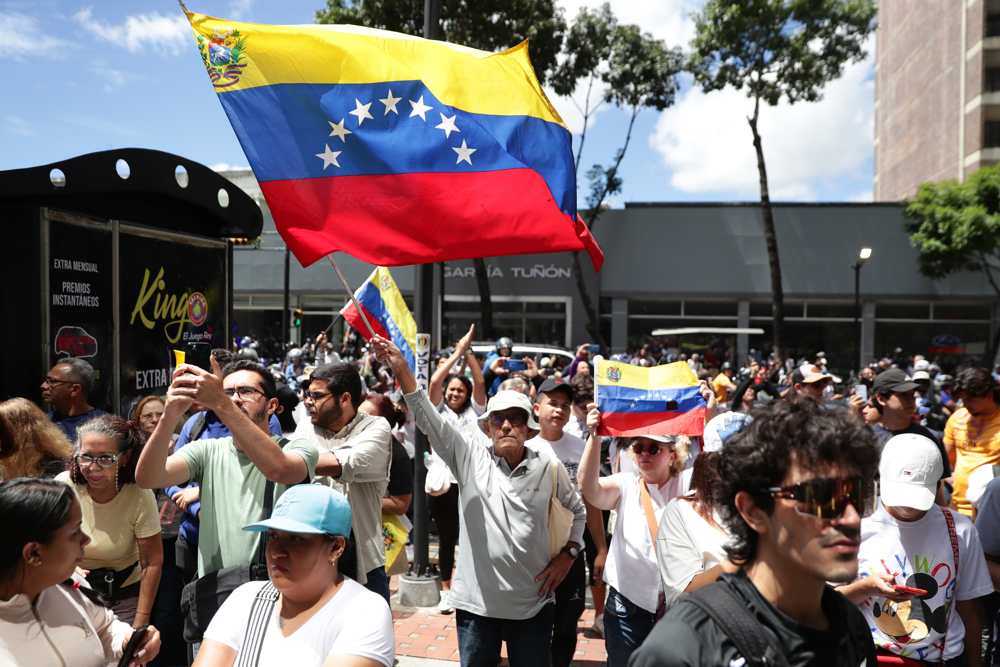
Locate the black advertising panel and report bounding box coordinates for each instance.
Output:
[119,228,226,418]
[48,219,115,412]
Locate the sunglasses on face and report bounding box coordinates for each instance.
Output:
[763,477,878,521]
[303,389,333,402]
[630,441,670,456]
[488,411,528,427]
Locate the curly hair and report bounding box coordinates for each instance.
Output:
[625,435,688,476]
[716,398,879,565]
[0,398,73,479]
[69,414,144,486]
[953,367,1000,403]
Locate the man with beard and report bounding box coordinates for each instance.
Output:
[293,362,392,603]
[135,359,318,638]
[630,398,880,667]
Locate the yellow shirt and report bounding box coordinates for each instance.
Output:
[712,373,733,402]
[944,407,1000,516]
[56,473,161,587]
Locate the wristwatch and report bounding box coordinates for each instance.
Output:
[561,545,579,559]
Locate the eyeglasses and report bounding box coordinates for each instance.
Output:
[223,385,267,401]
[43,377,74,387]
[763,477,878,521]
[303,389,332,402]
[139,412,163,423]
[488,411,528,427]
[76,451,126,468]
[630,441,670,456]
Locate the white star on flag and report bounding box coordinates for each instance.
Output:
[328,119,352,142]
[315,144,341,169]
[349,99,373,126]
[435,113,460,138]
[453,139,476,165]
[409,96,432,121]
[380,89,402,115]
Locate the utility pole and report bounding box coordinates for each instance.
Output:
[282,246,290,344]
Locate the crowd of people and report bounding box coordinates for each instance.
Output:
[6,324,1000,667]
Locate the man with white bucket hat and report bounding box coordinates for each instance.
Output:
[837,434,992,666]
[370,334,586,667]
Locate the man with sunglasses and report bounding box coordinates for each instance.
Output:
[631,398,880,667]
[292,361,392,604]
[370,334,587,667]
[41,358,106,441]
[136,358,319,650]
[837,434,992,666]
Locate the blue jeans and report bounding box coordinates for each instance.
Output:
[604,586,657,667]
[363,566,390,606]
[456,604,554,667]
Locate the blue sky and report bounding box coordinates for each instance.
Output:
[0,0,876,208]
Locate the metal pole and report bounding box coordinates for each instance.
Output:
[854,262,861,373]
[283,246,290,344]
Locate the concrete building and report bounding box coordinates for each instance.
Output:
[874,0,1000,201]
[220,169,999,373]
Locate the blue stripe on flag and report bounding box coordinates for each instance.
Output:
[355,282,417,370]
[598,385,705,415]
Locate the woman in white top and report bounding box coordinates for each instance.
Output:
[656,451,737,609]
[194,484,395,667]
[578,405,689,667]
[427,324,488,613]
[0,477,161,666]
[56,415,162,627]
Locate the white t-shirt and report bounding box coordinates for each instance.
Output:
[434,397,489,484]
[855,501,993,662]
[604,472,685,613]
[656,495,730,608]
[530,431,587,485]
[205,578,395,667]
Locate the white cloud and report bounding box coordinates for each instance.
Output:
[847,189,874,203]
[210,163,251,172]
[651,45,875,201]
[74,8,191,56]
[228,0,253,20]
[556,0,698,47]
[0,12,69,59]
[3,116,36,137]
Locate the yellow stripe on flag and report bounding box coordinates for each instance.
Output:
[596,360,700,391]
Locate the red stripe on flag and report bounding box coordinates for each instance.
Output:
[596,409,706,438]
[260,170,604,271]
[342,303,391,341]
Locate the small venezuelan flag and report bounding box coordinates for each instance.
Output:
[595,360,707,438]
[340,267,417,370]
[185,13,604,271]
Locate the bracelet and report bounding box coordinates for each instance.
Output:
[464,350,474,356]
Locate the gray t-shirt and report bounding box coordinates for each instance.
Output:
[177,434,318,577]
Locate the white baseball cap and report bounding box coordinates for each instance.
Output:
[702,412,753,453]
[879,434,943,511]
[477,390,540,436]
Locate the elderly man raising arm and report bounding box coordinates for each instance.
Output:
[371,334,587,667]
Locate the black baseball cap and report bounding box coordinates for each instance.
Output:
[872,368,921,394]
[537,377,573,399]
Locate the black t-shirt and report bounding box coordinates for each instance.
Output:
[386,438,414,497]
[629,569,876,667]
[871,422,952,479]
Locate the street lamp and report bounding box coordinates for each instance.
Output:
[851,248,872,372]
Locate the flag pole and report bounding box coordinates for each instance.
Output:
[327,255,378,340]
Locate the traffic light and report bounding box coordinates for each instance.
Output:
[292,308,303,327]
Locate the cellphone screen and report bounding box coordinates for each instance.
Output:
[855,384,868,402]
[504,359,527,372]
[185,343,212,372]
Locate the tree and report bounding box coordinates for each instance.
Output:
[687,0,875,363]
[552,8,682,349]
[905,165,1000,364]
[316,0,566,341]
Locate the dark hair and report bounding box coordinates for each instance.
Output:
[716,399,879,565]
[311,362,363,409]
[687,451,721,521]
[443,374,473,414]
[212,348,238,367]
[953,367,1000,403]
[570,373,594,405]
[58,358,95,394]
[222,359,277,400]
[69,415,144,486]
[362,393,405,429]
[0,478,106,607]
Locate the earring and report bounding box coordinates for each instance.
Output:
[114,464,119,494]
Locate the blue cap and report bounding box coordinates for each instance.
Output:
[243,484,352,536]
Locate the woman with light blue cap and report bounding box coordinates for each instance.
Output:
[193,484,395,667]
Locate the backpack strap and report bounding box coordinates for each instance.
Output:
[683,583,791,667]
[189,413,208,441]
[235,582,280,667]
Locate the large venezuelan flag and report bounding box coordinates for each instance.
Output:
[595,360,707,438]
[186,14,604,271]
[341,267,417,370]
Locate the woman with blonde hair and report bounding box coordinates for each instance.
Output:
[0,397,73,480]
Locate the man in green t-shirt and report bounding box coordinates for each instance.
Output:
[137,358,318,578]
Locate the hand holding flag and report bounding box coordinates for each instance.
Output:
[594,360,710,437]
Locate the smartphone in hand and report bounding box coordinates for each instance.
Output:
[855,384,868,402]
[503,359,527,372]
[118,625,149,667]
[185,343,212,372]
[892,585,927,595]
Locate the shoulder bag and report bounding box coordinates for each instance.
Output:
[234,582,280,667]
[684,583,793,667]
[548,461,575,558]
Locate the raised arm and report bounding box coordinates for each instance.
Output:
[135,369,194,490]
[430,325,476,405]
[578,403,621,511]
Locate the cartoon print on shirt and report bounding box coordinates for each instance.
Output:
[872,573,947,644]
